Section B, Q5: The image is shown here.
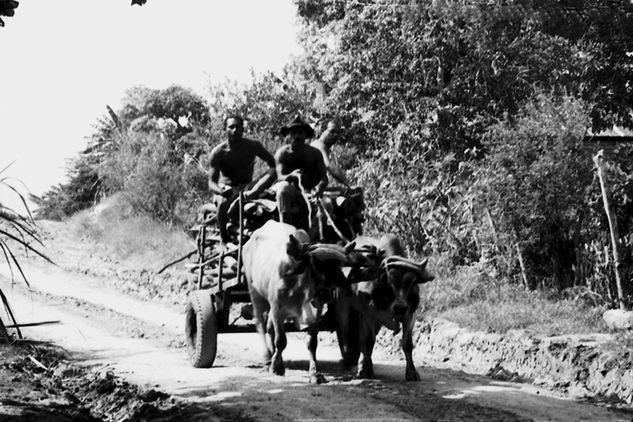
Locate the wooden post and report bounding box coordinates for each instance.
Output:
[515,242,529,290]
[237,191,244,286]
[593,150,627,310]
[197,224,206,290]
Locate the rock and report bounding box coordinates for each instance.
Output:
[53,363,78,379]
[603,309,633,330]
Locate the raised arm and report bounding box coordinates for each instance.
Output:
[245,142,277,199]
[314,142,349,187]
[256,142,276,169]
[313,150,329,196]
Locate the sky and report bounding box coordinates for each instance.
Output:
[0,0,302,211]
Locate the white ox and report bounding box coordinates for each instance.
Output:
[335,234,434,381]
[243,220,355,383]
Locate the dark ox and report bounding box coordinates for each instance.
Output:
[243,220,354,383]
[336,234,434,381]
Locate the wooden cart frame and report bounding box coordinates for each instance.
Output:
[183,190,363,368]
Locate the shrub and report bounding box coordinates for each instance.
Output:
[474,93,620,297]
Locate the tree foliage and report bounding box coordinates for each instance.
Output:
[294,0,633,158]
[33,0,633,304]
[476,94,594,288]
[293,0,633,301]
[36,85,211,224]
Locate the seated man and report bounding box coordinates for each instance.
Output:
[311,118,350,187]
[311,118,366,241]
[208,115,276,247]
[274,116,328,231]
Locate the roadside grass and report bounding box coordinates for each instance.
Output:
[68,194,193,269]
[420,256,607,335]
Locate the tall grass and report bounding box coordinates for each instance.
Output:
[420,255,607,335]
[68,193,193,268]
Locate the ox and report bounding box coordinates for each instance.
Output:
[243,220,355,383]
[335,234,434,381]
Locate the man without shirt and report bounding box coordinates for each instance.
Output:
[208,115,275,246]
[274,116,328,231]
[310,118,349,187]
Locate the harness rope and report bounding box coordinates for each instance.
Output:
[295,173,350,243]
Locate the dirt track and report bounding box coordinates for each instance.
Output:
[3,258,633,421]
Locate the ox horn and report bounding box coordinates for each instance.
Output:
[383,255,427,268]
[381,256,434,283]
[308,243,348,262]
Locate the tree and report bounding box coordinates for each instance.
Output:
[35,85,211,222]
[293,0,633,158]
[0,0,149,27]
[477,94,593,289]
[0,0,18,27]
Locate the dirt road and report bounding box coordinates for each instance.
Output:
[2,260,632,422]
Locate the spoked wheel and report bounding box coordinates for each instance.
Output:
[185,290,218,368]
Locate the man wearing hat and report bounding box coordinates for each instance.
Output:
[274,115,328,230]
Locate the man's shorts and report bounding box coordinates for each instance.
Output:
[213,184,247,209]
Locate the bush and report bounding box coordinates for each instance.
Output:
[101,131,207,225]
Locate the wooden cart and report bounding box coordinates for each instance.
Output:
[183,189,365,368]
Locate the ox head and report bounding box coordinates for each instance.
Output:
[285,235,356,307]
[377,255,435,322]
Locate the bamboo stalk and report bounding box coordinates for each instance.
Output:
[593,151,627,310]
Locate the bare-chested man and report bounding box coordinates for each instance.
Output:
[274,116,328,230]
[208,115,275,246]
[311,119,349,187]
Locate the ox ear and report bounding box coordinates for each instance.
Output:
[417,258,435,283]
[287,234,308,260]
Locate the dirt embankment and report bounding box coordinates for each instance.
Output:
[375,318,633,406]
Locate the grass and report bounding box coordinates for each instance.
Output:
[67,194,194,269]
[420,255,608,336]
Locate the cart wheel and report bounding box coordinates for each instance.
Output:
[185,290,218,368]
[337,307,360,367]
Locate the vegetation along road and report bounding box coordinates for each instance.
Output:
[1,219,631,421]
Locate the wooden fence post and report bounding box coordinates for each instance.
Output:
[593,150,627,310]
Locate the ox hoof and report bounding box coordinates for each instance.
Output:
[357,366,374,379]
[310,372,328,384]
[270,363,285,376]
[406,368,421,382]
